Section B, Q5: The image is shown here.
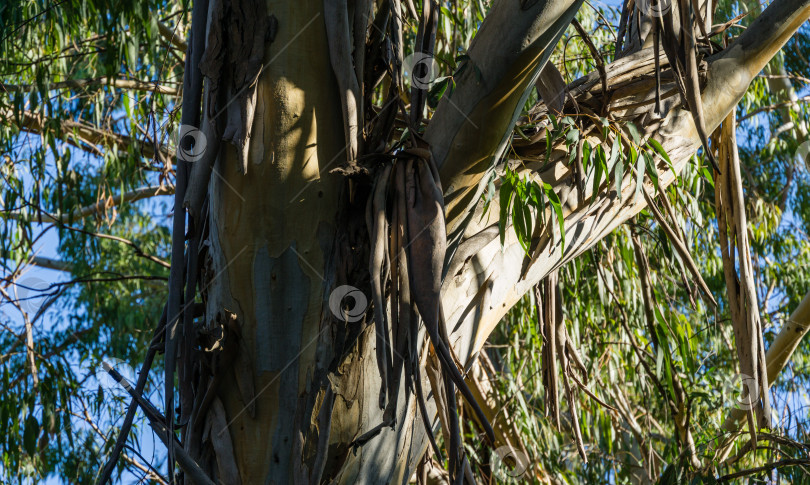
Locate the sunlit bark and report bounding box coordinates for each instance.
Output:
[198,0,810,483]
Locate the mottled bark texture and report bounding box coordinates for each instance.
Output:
[184,0,810,483]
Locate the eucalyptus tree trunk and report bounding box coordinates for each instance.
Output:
[193,0,810,483]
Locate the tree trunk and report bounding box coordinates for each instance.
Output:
[201,0,347,481]
[199,1,433,482]
[195,0,810,483]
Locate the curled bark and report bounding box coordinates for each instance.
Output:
[220,0,277,173]
[537,271,590,461]
[324,0,363,170]
[203,397,241,485]
[164,0,208,475]
[714,113,771,431]
[368,165,393,409]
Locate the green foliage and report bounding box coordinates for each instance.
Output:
[497,116,671,258]
[498,165,564,254]
[0,0,809,483]
[0,0,178,482]
[478,3,810,483]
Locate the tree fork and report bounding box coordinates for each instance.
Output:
[176,0,810,483]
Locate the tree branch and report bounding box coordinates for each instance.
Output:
[98,308,165,485]
[0,108,174,161]
[26,255,73,273]
[158,21,188,52]
[102,362,215,485]
[440,0,810,368]
[718,458,810,481]
[0,77,179,95]
[738,95,810,122]
[425,0,585,232]
[1,185,173,224]
[720,290,810,432]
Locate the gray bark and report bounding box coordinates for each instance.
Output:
[197,0,810,483]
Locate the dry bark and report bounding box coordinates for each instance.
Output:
[144,0,810,483]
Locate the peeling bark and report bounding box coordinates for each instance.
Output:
[715,113,771,433]
[172,0,810,483]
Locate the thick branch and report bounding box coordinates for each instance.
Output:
[721,290,810,431]
[425,0,584,232]
[441,0,810,366]
[701,0,810,132]
[26,256,73,272]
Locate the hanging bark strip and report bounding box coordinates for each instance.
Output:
[651,0,662,114]
[404,155,495,437]
[536,281,559,428]
[655,0,720,173]
[714,112,771,434]
[678,0,717,172]
[409,0,438,128]
[367,164,393,410]
[164,0,208,477]
[358,152,495,482]
[536,272,588,461]
[324,0,363,171]
[614,0,631,55]
[395,160,443,462]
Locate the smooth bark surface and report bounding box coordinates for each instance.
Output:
[198,0,810,483]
